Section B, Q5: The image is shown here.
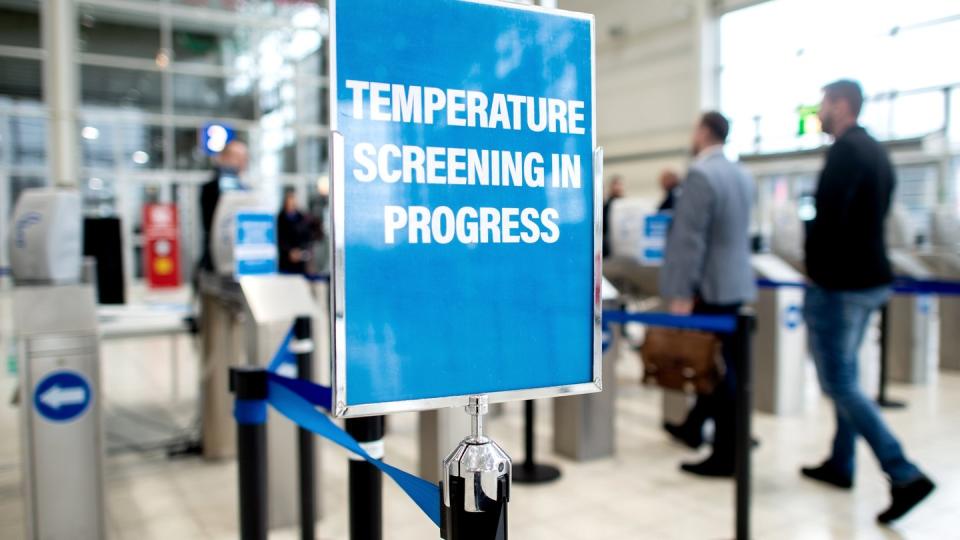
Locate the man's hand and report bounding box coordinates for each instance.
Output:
[668,298,694,315]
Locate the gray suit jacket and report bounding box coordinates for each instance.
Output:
[660,149,757,305]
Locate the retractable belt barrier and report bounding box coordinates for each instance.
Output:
[758,275,960,409]
[602,310,755,540]
[235,311,754,539]
[233,322,442,535]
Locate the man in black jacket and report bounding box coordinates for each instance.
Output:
[801,80,934,524]
[199,140,248,271]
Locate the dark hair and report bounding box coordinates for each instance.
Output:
[699,111,730,144]
[283,186,297,197]
[822,79,863,117]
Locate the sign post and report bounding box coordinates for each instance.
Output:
[330,0,596,537]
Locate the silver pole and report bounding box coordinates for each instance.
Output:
[441,396,511,540]
[41,0,80,188]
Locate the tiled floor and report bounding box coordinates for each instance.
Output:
[1,288,958,539]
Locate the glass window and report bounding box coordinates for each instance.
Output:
[81,123,114,168]
[172,24,254,67]
[174,127,205,170]
[302,136,328,174]
[300,84,329,126]
[301,39,329,79]
[78,8,162,60]
[949,88,960,145]
[81,175,118,217]
[10,176,47,208]
[9,117,46,166]
[173,73,255,119]
[81,66,163,112]
[0,57,43,101]
[118,124,165,170]
[720,0,960,156]
[0,7,41,48]
[894,164,938,242]
[952,158,960,213]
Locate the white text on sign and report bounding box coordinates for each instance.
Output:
[345,80,589,245]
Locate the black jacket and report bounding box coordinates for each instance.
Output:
[806,126,895,290]
[277,210,312,274]
[199,173,222,271]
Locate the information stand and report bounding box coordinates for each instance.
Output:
[329,1,597,537]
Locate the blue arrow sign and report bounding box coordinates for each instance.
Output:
[34,371,92,423]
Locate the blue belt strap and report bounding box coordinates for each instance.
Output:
[267,381,441,527]
[234,399,268,425]
[756,277,960,296]
[893,278,960,296]
[268,372,333,411]
[268,326,297,373]
[602,310,737,334]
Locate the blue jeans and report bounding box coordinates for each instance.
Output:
[804,285,922,485]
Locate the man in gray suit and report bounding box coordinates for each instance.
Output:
[659,111,756,477]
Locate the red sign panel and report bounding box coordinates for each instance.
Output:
[143,203,181,288]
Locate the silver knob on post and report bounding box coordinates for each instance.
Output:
[441,396,511,539]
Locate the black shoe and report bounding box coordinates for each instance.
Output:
[663,422,703,450]
[680,457,734,478]
[878,475,935,524]
[801,461,853,489]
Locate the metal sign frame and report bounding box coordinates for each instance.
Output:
[328,0,601,417]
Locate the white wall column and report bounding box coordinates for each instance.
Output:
[41,0,79,188]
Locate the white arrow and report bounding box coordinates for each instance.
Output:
[39,385,86,410]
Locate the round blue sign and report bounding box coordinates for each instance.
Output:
[34,371,92,423]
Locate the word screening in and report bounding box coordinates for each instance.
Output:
[346,80,586,245]
[331,0,598,414]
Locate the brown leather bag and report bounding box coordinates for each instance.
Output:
[640,327,723,394]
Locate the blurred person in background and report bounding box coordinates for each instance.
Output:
[801,79,934,524]
[277,187,313,275]
[602,175,625,257]
[198,140,249,272]
[657,169,681,211]
[660,111,756,477]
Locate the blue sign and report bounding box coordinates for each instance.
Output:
[640,213,672,265]
[200,122,236,156]
[234,211,278,277]
[34,371,92,423]
[331,0,597,415]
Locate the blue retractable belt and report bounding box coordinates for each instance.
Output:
[235,323,442,528]
[267,381,441,526]
[602,310,738,334]
[756,277,960,297]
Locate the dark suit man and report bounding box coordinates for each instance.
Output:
[199,140,248,271]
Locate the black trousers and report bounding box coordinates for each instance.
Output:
[681,302,741,463]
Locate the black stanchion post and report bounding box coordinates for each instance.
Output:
[442,396,510,540]
[231,367,269,540]
[733,313,755,540]
[293,316,316,540]
[512,400,561,484]
[346,416,384,540]
[876,303,906,409]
